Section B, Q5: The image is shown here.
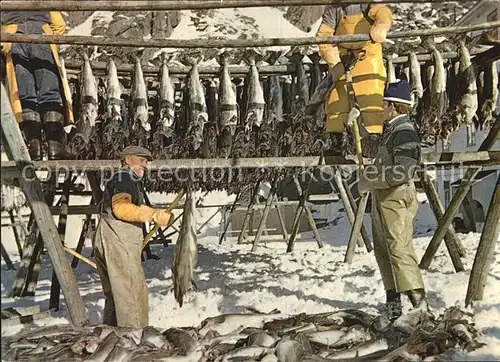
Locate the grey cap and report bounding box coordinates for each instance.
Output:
[119,145,153,161]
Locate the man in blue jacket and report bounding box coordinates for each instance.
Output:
[358,80,427,322]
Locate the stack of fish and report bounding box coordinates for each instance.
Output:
[65,42,497,192]
[391,38,498,147]
[1,306,486,361]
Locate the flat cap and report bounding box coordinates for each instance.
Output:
[119,145,153,161]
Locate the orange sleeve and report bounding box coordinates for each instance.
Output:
[316,22,341,67]
[368,5,393,32]
[49,11,67,35]
[112,193,156,223]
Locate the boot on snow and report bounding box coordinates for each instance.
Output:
[385,289,403,322]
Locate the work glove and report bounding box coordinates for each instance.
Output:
[368,5,392,43]
[152,209,173,227]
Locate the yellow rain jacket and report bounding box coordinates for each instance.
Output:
[317,5,392,134]
[1,11,74,126]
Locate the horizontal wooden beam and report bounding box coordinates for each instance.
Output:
[1,152,499,183]
[62,49,485,77]
[0,0,459,12]
[2,21,498,49]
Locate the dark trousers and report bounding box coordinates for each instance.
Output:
[11,42,63,114]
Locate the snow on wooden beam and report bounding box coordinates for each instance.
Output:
[62,49,486,77]
[2,21,499,49]
[0,0,459,12]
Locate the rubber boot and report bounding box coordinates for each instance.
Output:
[406,288,427,309]
[43,110,72,160]
[20,110,42,161]
[386,289,402,322]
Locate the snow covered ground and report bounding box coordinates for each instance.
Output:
[1,190,499,360]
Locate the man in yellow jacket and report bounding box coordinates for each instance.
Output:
[93,146,173,328]
[316,4,392,155]
[1,11,74,160]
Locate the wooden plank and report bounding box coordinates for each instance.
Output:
[332,167,364,249]
[62,49,484,76]
[252,181,278,252]
[286,174,313,253]
[465,174,500,307]
[2,151,498,173]
[49,174,72,311]
[1,309,54,328]
[218,193,241,244]
[0,0,456,12]
[72,214,93,269]
[8,209,25,257]
[2,21,499,48]
[0,83,88,326]
[1,242,15,270]
[419,171,465,272]
[237,184,261,244]
[419,120,500,270]
[293,176,324,249]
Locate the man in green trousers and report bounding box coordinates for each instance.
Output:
[358,80,426,322]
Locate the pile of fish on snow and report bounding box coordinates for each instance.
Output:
[1,306,486,361]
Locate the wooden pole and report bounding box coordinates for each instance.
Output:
[62,49,484,77]
[332,167,364,249]
[1,83,88,326]
[274,195,289,242]
[237,183,261,244]
[2,21,498,49]
[419,168,480,269]
[252,181,278,252]
[2,150,499,172]
[49,174,72,310]
[344,194,369,264]
[71,214,93,269]
[218,192,241,244]
[293,176,324,249]
[419,120,500,270]
[0,0,457,12]
[286,174,312,252]
[8,209,25,257]
[1,242,15,270]
[342,177,373,252]
[465,174,500,307]
[9,223,39,297]
[419,171,465,272]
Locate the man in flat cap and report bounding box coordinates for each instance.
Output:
[358,80,427,322]
[93,145,173,328]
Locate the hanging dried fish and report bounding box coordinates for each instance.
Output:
[386,56,396,84]
[417,39,447,146]
[157,53,176,137]
[244,50,265,134]
[477,60,499,130]
[172,186,198,307]
[69,48,99,158]
[102,57,127,159]
[409,52,423,102]
[290,52,310,109]
[450,39,478,130]
[184,57,208,154]
[130,54,150,147]
[217,52,238,158]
